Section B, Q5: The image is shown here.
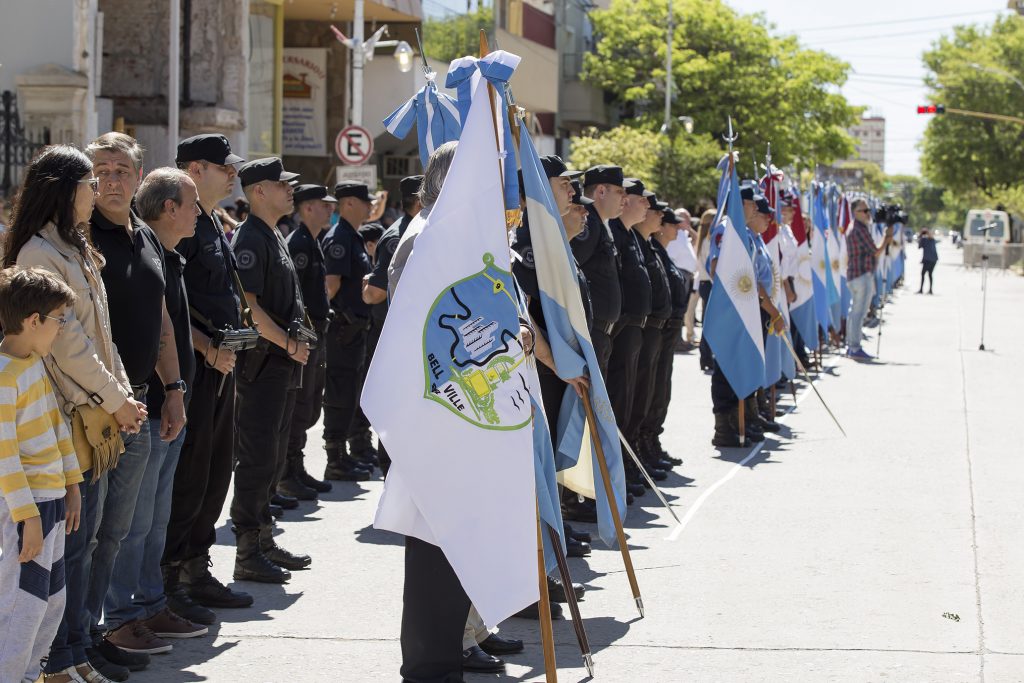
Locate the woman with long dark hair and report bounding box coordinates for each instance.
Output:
[4,144,146,683]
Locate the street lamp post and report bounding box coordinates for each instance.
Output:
[968,62,1024,100]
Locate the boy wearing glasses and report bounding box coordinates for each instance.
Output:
[0,266,83,683]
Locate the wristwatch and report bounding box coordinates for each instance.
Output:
[164,380,187,394]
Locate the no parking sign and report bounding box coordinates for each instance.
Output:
[335,125,374,165]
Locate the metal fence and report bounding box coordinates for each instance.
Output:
[1,90,50,198]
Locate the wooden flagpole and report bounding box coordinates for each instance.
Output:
[581,389,644,618]
[478,29,557,682]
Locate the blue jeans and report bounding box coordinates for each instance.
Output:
[44,471,101,672]
[85,426,152,636]
[847,272,875,351]
[104,422,186,629]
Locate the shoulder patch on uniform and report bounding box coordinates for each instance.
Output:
[294,252,309,269]
[236,249,256,270]
[522,245,536,270]
[329,243,346,260]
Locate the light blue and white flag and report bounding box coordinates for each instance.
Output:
[704,156,765,400]
[519,127,626,548]
[810,183,834,335]
[366,71,537,628]
[382,74,462,168]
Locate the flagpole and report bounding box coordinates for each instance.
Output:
[546,524,594,676]
[535,504,558,683]
[779,329,847,437]
[581,389,644,618]
[478,31,558,680]
[617,430,681,525]
[722,117,746,447]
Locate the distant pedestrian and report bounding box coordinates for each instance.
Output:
[917,228,938,294]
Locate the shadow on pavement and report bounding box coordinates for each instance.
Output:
[354,523,404,546]
[141,626,239,681]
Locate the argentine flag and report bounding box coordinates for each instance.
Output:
[382,75,462,168]
[704,157,765,400]
[518,127,627,548]
[810,184,834,335]
[788,189,818,351]
[365,70,537,628]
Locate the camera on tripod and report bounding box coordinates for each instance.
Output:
[873,203,908,226]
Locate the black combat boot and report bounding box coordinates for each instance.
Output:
[752,393,780,433]
[348,431,378,468]
[650,433,682,466]
[711,411,742,447]
[276,454,318,501]
[163,562,215,625]
[182,554,254,608]
[324,444,371,481]
[233,529,291,584]
[293,453,332,493]
[258,525,312,571]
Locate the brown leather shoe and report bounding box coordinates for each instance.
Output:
[140,607,208,639]
[104,621,173,654]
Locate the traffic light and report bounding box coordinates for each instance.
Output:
[917,104,946,114]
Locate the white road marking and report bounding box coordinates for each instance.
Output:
[665,369,818,542]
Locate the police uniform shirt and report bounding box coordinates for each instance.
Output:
[570,205,621,325]
[286,223,329,324]
[177,209,242,333]
[90,208,166,386]
[510,213,594,334]
[639,236,671,320]
[609,218,652,317]
[233,215,304,335]
[147,245,195,413]
[322,217,371,319]
[652,239,688,319]
[367,212,414,320]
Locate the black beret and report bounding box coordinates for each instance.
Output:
[540,155,583,180]
[583,165,635,189]
[293,184,336,205]
[358,222,385,242]
[570,179,593,206]
[334,181,375,202]
[399,175,424,199]
[176,134,245,166]
[237,157,298,187]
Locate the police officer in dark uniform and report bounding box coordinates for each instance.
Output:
[166,134,253,611]
[638,206,688,467]
[606,177,656,494]
[361,175,423,476]
[279,184,336,501]
[628,196,675,476]
[321,181,375,481]
[573,166,633,375]
[231,158,312,584]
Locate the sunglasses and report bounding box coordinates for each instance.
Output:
[79,177,100,192]
[40,313,68,329]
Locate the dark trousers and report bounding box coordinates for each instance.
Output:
[607,323,644,429]
[322,320,369,448]
[590,327,613,380]
[231,352,299,530]
[286,341,326,459]
[710,358,739,414]
[400,536,471,683]
[920,260,936,292]
[698,280,713,368]
[627,322,665,438]
[164,359,235,563]
[349,317,383,442]
[538,364,566,439]
[641,322,681,438]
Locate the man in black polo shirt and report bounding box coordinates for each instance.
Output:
[279,184,335,500]
[232,158,312,584]
[320,181,375,481]
[84,132,187,662]
[167,134,254,612]
[360,174,422,476]
[105,167,210,636]
[574,166,632,376]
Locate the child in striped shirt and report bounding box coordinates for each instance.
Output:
[0,266,82,683]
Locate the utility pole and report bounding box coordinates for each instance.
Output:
[664,0,673,133]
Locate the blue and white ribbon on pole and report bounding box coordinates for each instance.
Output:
[382,74,462,169]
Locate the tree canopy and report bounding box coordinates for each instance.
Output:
[920,15,1024,195]
[581,0,860,169]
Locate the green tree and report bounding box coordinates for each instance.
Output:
[581,0,860,168]
[920,16,1024,194]
[569,126,721,207]
[422,6,494,64]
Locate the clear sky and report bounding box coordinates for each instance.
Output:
[423,0,1013,176]
[718,1,1010,176]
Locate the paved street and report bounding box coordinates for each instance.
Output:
[139,242,1024,683]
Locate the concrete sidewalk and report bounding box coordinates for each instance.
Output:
[138,242,1024,682]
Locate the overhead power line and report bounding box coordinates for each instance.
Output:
[806,25,977,46]
[791,9,1002,33]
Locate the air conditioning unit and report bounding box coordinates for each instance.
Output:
[383,155,421,178]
